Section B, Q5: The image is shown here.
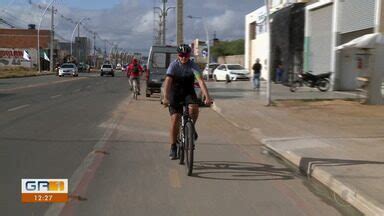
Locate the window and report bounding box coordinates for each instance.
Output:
[61,64,75,68]
[227,65,244,70]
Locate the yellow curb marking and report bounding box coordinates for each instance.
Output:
[169,169,181,188]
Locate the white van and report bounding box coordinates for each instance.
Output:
[145,45,178,97]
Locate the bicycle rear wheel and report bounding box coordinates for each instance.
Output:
[132,79,138,100]
[184,121,194,176]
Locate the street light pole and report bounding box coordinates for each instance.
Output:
[37,0,57,73]
[154,0,175,45]
[70,17,89,61]
[187,16,210,66]
[264,0,272,106]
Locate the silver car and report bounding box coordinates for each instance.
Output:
[58,63,78,77]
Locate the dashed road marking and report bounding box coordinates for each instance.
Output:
[7,104,30,112]
[50,94,62,99]
[169,169,181,188]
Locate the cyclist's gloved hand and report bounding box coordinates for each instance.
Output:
[163,98,170,107]
[204,97,213,106]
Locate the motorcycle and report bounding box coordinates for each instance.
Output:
[290,71,331,92]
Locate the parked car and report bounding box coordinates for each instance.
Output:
[58,63,78,77]
[203,63,220,80]
[146,45,178,97]
[213,64,250,81]
[100,64,114,77]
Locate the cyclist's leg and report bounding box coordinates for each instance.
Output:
[185,93,199,123]
[170,113,181,145]
[188,104,199,123]
[137,78,141,93]
[128,76,133,90]
[168,105,182,159]
[185,93,199,140]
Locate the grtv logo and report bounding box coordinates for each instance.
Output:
[21,179,68,203]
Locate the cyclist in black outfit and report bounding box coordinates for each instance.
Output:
[162,44,212,159]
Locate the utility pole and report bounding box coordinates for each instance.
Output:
[162,0,166,45]
[265,0,272,106]
[176,0,183,44]
[77,24,80,63]
[50,6,54,73]
[93,32,96,67]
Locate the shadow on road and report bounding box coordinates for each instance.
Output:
[192,161,295,181]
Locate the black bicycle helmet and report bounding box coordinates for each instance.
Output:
[177,44,191,54]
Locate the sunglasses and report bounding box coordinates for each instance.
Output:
[178,53,190,58]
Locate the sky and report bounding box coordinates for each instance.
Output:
[0,0,263,54]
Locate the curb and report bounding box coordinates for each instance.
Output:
[263,140,384,216]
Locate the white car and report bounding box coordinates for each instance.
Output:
[116,63,122,70]
[213,64,250,81]
[202,63,220,80]
[58,63,78,77]
[100,64,114,76]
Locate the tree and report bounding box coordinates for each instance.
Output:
[211,39,244,58]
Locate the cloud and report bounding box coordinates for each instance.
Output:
[1,0,262,53]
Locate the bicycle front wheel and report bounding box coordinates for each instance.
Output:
[184,121,194,176]
[177,123,184,165]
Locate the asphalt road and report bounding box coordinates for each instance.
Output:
[0,73,360,216]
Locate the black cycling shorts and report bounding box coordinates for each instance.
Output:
[168,92,199,115]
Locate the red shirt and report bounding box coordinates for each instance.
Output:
[127,63,143,78]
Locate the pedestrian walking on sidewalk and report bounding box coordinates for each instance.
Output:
[275,63,283,83]
[252,58,262,89]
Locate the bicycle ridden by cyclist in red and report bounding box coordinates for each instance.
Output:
[162,44,212,160]
[127,58,143,94]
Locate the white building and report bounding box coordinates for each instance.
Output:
[305,0,376,90]
[245,6,269,80]
[245,0,310,81]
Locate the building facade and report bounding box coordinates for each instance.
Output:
[305,0,376,90]
[245,0,311,81]
[0,28,51,68]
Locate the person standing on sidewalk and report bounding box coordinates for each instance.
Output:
[252,58,262,89]
[275,63,283,83]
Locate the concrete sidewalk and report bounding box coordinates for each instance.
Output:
[208,80,384,216]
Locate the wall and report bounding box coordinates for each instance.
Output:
[0,48,33,67]
[217,55,244,66]
[0,29,51,68]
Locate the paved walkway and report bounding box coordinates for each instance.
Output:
[208,80,384,216]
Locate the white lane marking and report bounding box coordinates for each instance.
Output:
[0,77,87,92]
[73,88,81,93]
[50,94,62,99]
[7,104,30,112]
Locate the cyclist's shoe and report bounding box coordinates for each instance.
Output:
[194,131,198,141]
[169,144,177,160]
[138,92,141,95]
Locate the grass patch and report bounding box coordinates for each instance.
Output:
[0,67,51,78]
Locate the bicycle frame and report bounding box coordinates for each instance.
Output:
[177,104,195,176]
